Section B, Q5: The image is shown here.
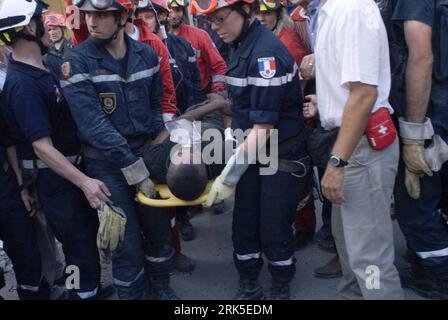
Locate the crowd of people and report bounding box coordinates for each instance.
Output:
[0,0,447,300]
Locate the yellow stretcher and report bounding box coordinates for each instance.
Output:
[137,181,213,207]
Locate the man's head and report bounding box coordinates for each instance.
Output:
[254,0,286,31]
[166,147,209,201]
[45,13,66,44]
[167,0,187,28]
[0,0,50,53]
[191,0,255,44]
[75,0,136,45]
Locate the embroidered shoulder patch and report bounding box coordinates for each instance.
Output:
[257,57,276,79]
[99,93,117,115]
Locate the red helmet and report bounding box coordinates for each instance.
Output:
[138,0,170,12]
[190,0,254,15]
[45,12,66,28]
[74,0,137,12]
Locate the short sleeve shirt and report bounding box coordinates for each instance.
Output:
[315,0,393,130]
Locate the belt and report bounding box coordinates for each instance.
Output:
[82,145,110,162]
[21,155,80,170]
[277,156,311,178]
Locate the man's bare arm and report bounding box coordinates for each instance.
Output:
[331,82,378,161]
[403,20,433,123]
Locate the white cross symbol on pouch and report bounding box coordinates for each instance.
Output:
[379,125,388,135]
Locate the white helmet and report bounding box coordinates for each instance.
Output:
[0,0,48,45]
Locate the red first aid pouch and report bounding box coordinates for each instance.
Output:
[365,107,397,151]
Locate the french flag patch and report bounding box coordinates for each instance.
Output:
[257,57,276,79]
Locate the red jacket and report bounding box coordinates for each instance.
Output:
[65,0,89,46]
[177,23,227,94]
[65,1,177,115]
[278,27,308,67]
[134,19,177,115]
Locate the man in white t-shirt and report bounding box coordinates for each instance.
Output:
[315,0,403,299]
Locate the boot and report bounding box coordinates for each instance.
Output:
[293,231,314,251]
[313,255,342,279]
[316,227,336,253]
[96,285,116,300]
[400,265,448,300]
[233,279,265,300]
[174,252,195,273]
[270,280,290,300]
[150,275,179,300]
[180,220,196,241]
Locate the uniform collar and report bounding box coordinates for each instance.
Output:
[320,0,337,17]
[8,54,49,79]
[233,19,262,59]
[86,34,144,77]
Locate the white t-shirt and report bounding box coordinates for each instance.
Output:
[315,0,393,130]
[129,25,140,41]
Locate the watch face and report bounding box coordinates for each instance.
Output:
[329,156,340,167]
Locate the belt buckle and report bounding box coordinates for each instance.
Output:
[290,158,308,178]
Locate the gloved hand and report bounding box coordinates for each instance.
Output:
[206,175,236,207]
[404,167,422,200]
[121,158,156,198]
[137,177,156,198]
[205,145,255,207]
[399,117,435,199]
[402,139,433,176]
[424,135,448,172]
[97,202,127,263]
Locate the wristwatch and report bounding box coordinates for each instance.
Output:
[328,154,348,168]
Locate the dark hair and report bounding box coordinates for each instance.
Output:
[166,163,208,201]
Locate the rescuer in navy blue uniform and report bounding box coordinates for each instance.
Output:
[61,0,178,300]
[380,0,448,299]
[0,0,110,300]
[0,60,50,301]
[193,0,310,300]
[136,0,206,114]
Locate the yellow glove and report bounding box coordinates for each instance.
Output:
[404,167,422,200]
[97,202,127,263]
[205,175,235,207]
[402,139,433,176]
[137,177,156,198]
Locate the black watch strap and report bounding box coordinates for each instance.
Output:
[329,154,348,167]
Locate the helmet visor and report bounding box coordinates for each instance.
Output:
[190,0,217,14]
[260,0,280,10]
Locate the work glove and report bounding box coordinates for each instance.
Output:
[399,117,435,199]
[424,135,448,172]
[404,167,422,200]
[121,158,156,198]
[137,177,156,198]
[97,202,127,263]
[402,139,433,176]
[206,175,236,207]
[205,145,255,207]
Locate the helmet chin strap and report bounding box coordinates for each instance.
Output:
[91,11,128,46]
[231,3,252,48]
[271,12,280,32]
[17,17,48,55]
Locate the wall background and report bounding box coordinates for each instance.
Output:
[46,0,66,14]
